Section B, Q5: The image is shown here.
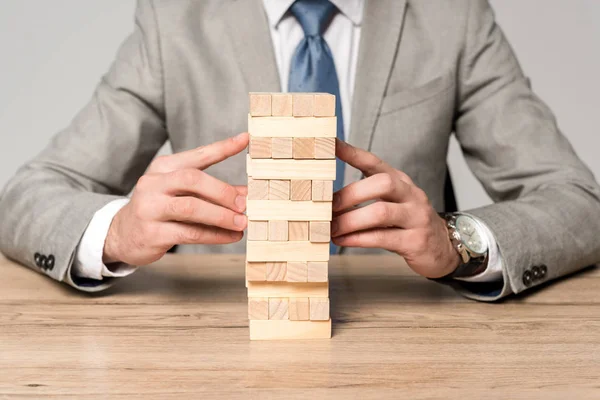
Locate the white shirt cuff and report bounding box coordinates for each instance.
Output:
[72,198,137,280]
[454,213,504,283]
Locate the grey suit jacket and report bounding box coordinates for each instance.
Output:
[1,0,599,301]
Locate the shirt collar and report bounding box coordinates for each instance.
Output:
[262,0,364,29]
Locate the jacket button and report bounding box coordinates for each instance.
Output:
[34,253,41,266]
[539,265,547,279]
[531,266,541,280]
[38,255,47,270]
[45,255,55,271]
[522,270,533,287]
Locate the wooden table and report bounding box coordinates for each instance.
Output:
[0,253,598,399]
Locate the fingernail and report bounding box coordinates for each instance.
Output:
[233,132,246,141]
[331,220,338,235]
[234,214,247,228]
[235,195,246,211]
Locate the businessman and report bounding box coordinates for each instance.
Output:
[1,0,599,301]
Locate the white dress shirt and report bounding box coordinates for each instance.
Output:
[73,0,503,285]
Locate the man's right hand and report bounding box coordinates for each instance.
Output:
[103,133,249,266]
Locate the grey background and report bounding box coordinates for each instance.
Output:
[0,1,598,211]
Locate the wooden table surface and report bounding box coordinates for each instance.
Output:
[0,253,598,399]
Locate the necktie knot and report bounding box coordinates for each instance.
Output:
[290,0,337,37]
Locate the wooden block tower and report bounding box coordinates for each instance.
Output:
[246,92,336,340]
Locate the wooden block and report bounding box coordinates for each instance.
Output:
[271,93,293,116]
[249,136,271,159]
[293,138,315,159]
[292,93,314,116]
[289,298,310,321]
[247,281,329,298]
[247,262,267,282]
[307,262,328,282]
[247,241,330,262]
[314,137,335,159]
[288,221,309,241]
[268,180,290,200]
[248,178,269,200]
[249,93,271,116]
[268,220,289,241]
[266,262,287,281]
[310,298,330,321]
[247,200,332,221]
[247,158,336,180]
[310,221,331,243]
[312,180,333,201]
[314,93,335,117]
[248,115,336,138]
[286,262,308,282]
[290,180,311,201]
[248,221,268,241]
[269,298,289,320]
[248,297,269,320]
[271,137,293,159]
[249,319,331,340]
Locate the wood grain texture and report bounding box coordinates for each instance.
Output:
[312,180,333,201]
[310,221,331,243]
[314,137,335,159]
[249,115,336,137]
[289,298,310,321]
[248,297,269,320]
[268,180,290,200]
[246,262,267,282]
[271,137,293,159]
[249,93,271,116]
[314,93,336,117]
[247,158,336,180]
[310,297,330,321]
[1,253,598,399]
[286,262,308,283]
[247,281,329,298]
[247,221,268,241]
[292,93,314,116]
[247,200,332,221]
[288,221,309,241]
[247,177,269,200]
[268,221,289,241]
[266,262,287,282]
[308,261,328,282]
[249,136,272,158]
[290,180,312,201]
[271,93,293,116]
[293,138,315,159]
[268,298,289,320]
[247,241,330,262]
[250,319,331,341]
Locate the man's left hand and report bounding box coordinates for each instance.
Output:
[332,139,460,279]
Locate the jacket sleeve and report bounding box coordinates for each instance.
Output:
[449,0,600,301]
[0,0,168,291]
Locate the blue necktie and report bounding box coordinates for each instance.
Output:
[288,0,345,254]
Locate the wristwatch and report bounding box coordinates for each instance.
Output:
[440,213,489,279]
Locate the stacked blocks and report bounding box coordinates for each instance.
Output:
[246,92,335,340]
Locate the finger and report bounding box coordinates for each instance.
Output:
[332,173,412,212]
[160,222,244,246]
[332,228,406,252]
[234,185,248,196]
[335,139,415,184]
[161,196,247,231]
[331,202,416,237]
[149,132,249,174]
[147,169,245,213]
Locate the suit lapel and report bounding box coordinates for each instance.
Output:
[345,0,407,185]
[221,0,281,93]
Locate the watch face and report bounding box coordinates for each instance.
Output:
[455,215,487,254]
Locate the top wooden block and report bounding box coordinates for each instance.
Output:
[248,92,336,117]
